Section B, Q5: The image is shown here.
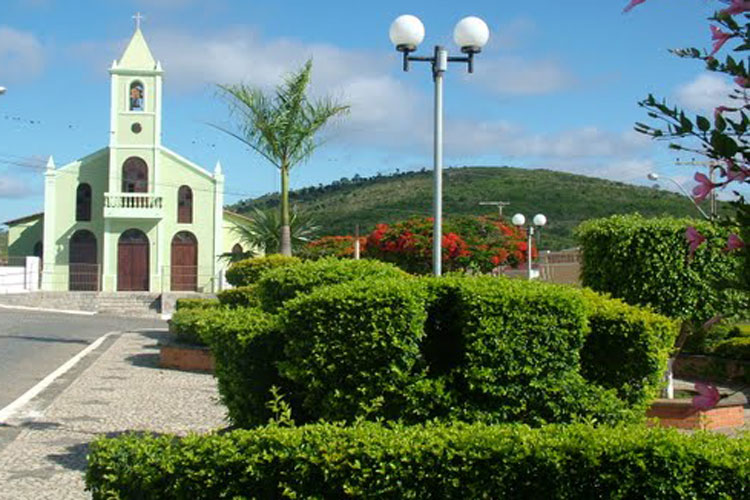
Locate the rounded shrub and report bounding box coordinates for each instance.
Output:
[174,298,220,311]
[225,255,301,287]
[217,285,260,309]
[201,307,284,427]
[256,257,410,311]
[575,214,747,322]
[169,308,213,346]
[279,278,429,422]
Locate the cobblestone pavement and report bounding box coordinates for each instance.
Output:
[0,330,227,499]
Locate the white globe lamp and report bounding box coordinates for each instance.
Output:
[390,15,425,52]
[511,213,526,227]
[454,16,490,53]
[647,172,659,181]
[533,214,547,227]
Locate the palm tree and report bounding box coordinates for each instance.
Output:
[216,60,349,256]
[231,207,320,257]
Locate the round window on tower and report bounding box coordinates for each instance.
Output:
[131,122,142,134]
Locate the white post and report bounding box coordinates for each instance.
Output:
[354,224,361,260]
[527,226,534,280]
[433,46,447,277]
[665,358,675,399]
[25,256,40,292]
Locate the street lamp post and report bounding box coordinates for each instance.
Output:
[512,213,547,280]
[0,87,6,95]
[390,15,490,276]
[647,172,711,220]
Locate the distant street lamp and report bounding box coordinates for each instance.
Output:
[647,172,710,220]
[0,87,6,95]
[390,14,490,276]
[512,213,547,280]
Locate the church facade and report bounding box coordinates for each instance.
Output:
[4,26,246,293]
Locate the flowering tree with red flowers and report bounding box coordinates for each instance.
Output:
[364,215,532,275]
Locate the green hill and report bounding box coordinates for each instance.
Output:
[230,166,718,250]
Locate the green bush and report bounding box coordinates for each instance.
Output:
[202,307,284,427]
[713,336,750,360]
[87,422,750,500]
[174,298,220,311]
[224,255,301,287]
[168,309,212,346]
[575,214,747,322]
[578,289,677,406]
[216,285,260,309]
[280,278,428,422]
[422,277,632,425]
[256,257,409,311]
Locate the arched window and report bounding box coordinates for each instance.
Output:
[122,157,148,193]
[177,185,193,223]
[76,183,92,221]
[232,243,243,255]
[129,81,144,111]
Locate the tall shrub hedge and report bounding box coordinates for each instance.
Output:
[87,422,750,500]
[575,214,747,322]
[255,257,409,311]
[224,255,301,287]
[207,271,674,428]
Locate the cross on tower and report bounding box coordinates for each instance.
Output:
[133,12,145,30]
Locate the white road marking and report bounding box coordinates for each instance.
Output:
[0,331,117,423]
[0,304,96,316]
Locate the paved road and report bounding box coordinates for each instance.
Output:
[0,310,165,410]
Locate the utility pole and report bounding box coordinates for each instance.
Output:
[479,201,510,218]
[675,158,719,218]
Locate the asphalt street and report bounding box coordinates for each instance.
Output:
[0,309,165,410]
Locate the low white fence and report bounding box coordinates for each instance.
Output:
[0,256,40,294]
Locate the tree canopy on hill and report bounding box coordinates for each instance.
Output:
[230,166,723,250]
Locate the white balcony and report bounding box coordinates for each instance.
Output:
[104,193,163,219]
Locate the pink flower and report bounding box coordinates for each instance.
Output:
[623,0,647,13]
[734,76,750,87]
[685,226,706,259]
[692,382,721,411]
[692,172,714,202]
[724,160,749,182]
[710,25,733,55]
[720,0,750,16]
[714,105,733,119]
[725,233,745,252]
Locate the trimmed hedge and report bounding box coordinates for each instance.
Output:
[280,278,429,422]
[174,298,220,311]
[217,285,260,309]
[256,257,410,311]
[225,255,301,287]
[201,307,283,427]
[575,214,747,322]
[578,289,677,406]
[168,309,211,346]
[208,273,672,427]
[713,336,750,360]
[422,277,633,425]
[87,422,750,500]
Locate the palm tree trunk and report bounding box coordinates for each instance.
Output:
[279,165,292,256]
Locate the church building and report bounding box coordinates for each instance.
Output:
[4,25,246,293]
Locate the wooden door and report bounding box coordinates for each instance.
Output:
[69,230,98,291]
[118,229,149,291]
[171,232,197,291]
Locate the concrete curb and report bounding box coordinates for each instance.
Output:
[0,303,96,316]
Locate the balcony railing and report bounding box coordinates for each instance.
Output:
[104,193,164,218]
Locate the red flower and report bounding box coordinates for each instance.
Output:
[720,0,750,16]
[710,25,733,56]
[725,233,745,252]
[685,226,706,259]
[692,382,720,411]
[692,172,714,203]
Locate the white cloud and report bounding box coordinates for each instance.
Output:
[470,56,575,96]
[0,26,45,82]
[675,73,734,112]
[0,175,33,198]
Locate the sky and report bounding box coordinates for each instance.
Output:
[0,0,744,223]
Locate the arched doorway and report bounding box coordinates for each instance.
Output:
[69,230,98,291]
[171,231,197,291]
[118,229,149,291]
